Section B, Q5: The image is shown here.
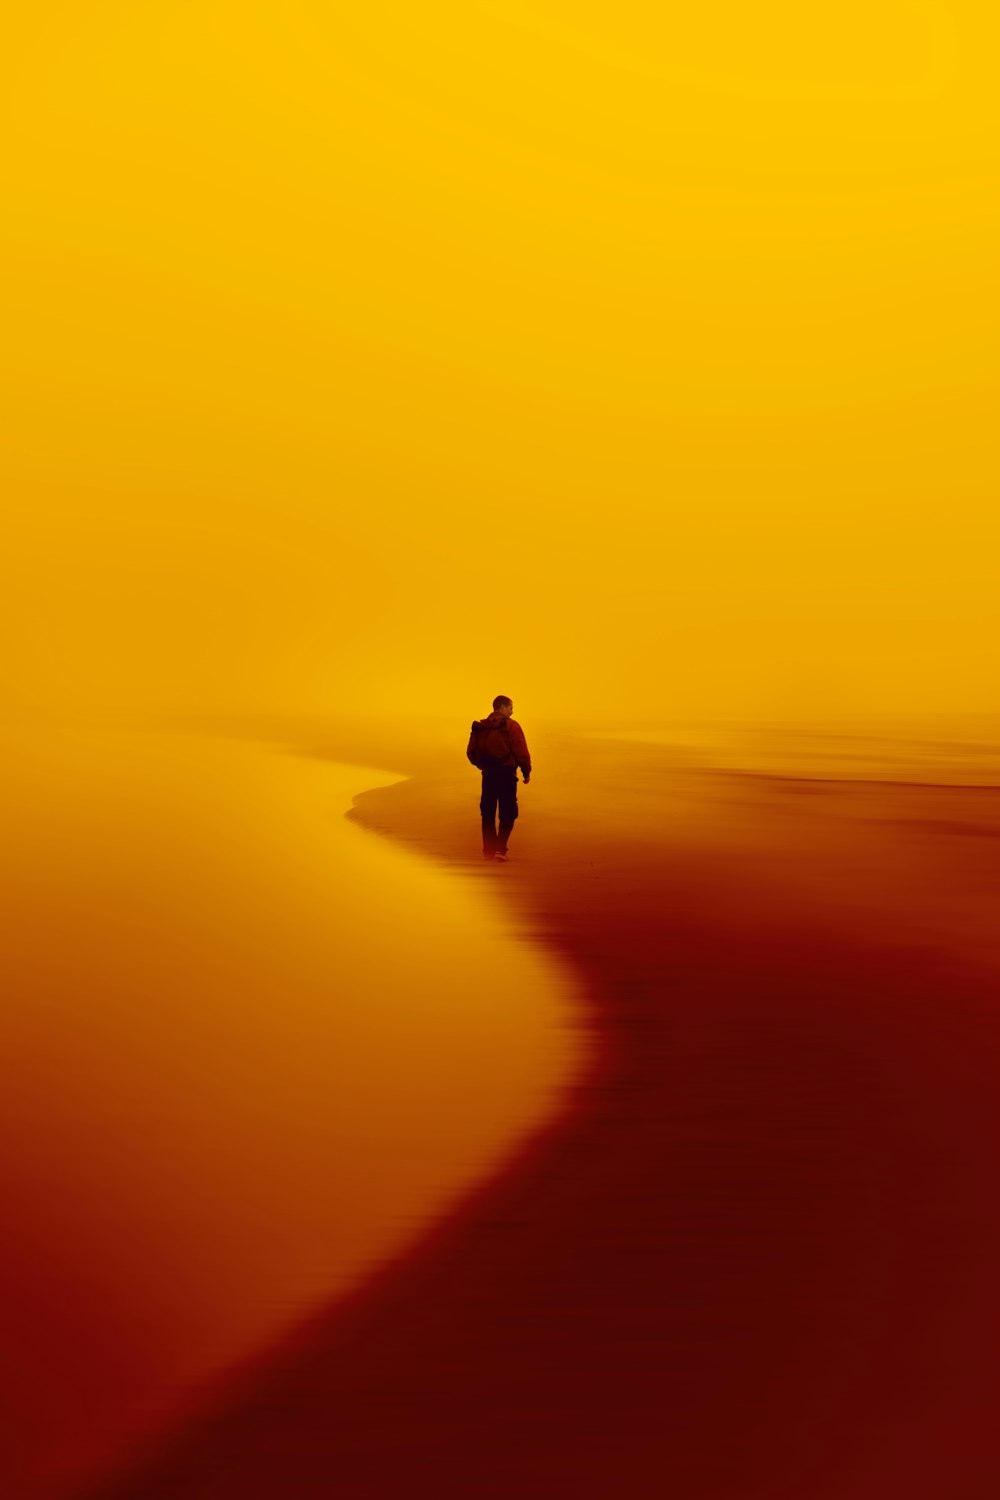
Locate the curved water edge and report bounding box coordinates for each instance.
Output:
[0,725,585,1499]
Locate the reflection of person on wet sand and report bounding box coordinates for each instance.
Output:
[467,695,532,862]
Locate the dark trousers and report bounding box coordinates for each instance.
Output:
[480,765,518,854]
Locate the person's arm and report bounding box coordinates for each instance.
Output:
[509,720,532,780]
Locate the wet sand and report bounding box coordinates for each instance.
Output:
[0,726,578,1500]
[83,728,1000,1499]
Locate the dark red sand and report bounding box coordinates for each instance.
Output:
[79,734,1000,1500]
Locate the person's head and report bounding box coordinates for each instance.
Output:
[492,695,513,720]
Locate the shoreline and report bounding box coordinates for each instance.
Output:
[8,733,580,1500]
[85,735,1000,1500]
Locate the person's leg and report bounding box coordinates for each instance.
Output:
[496,769,519,855]
[479,772,499,857]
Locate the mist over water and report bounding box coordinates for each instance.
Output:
[582,717,1000,785]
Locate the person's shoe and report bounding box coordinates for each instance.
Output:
[482,850,496,860]
[494,850,510,862]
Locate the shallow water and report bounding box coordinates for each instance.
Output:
[581,717,1000,784]
[0,724,582,1497]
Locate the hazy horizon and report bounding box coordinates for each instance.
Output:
[4,5,1000,730]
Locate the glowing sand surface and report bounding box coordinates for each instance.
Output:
[0,724,582,1497]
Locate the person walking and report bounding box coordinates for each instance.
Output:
[466,696,532,861]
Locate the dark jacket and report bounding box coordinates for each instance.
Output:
[467,712,531,776]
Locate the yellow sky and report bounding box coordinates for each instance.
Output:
[3,3,998,725]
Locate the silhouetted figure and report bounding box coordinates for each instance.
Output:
[466,696,532,861]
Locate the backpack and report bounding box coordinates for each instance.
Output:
[468,719,511,769]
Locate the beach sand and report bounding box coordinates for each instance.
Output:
[1,727,578,1500]
[85,729,1000,1500]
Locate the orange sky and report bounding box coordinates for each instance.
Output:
[3,3,999,726]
